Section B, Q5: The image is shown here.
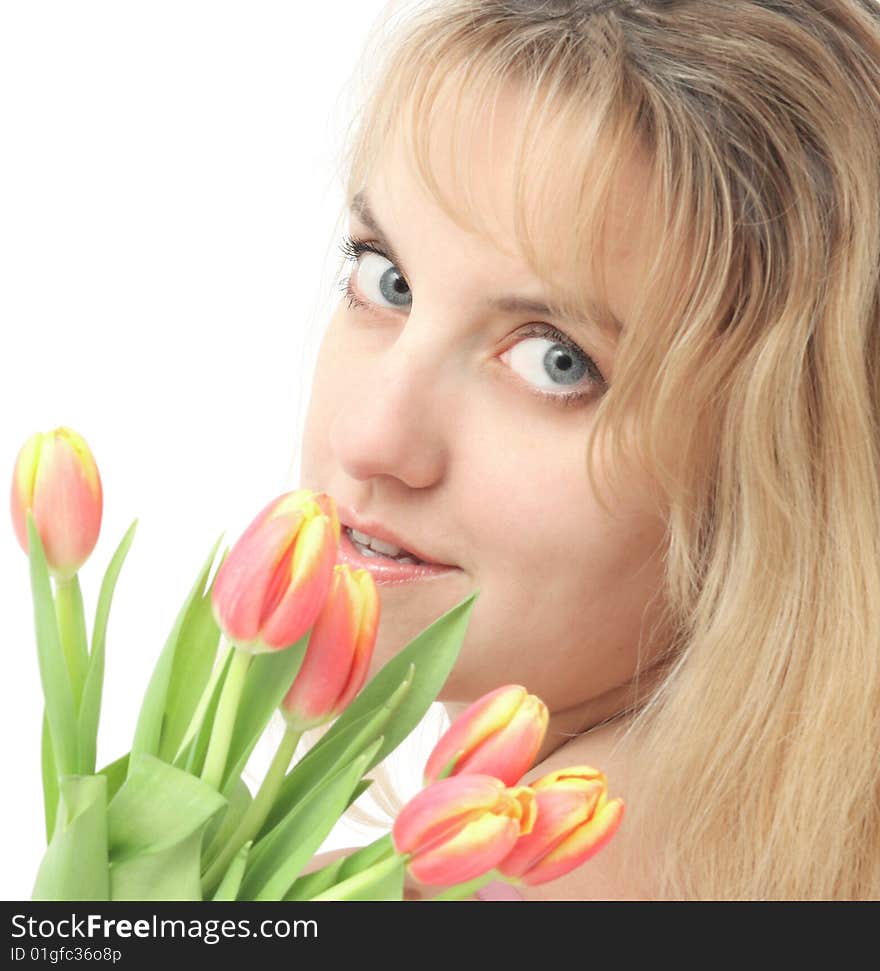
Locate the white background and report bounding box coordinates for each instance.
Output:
[0,0,445,900]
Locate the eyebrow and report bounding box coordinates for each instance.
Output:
[349,190,623,337]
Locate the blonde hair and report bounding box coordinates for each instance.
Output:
[299,0,880,898]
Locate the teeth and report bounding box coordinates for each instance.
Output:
[347,526,423,564]
[349,527,375,547]
[350,527,406,557]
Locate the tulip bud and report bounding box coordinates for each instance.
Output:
[211,490,340,653]
[497,766,624,886]
[10,426,103,581]
[423,684,548,787]
[280,563,379,731]
[392,774,537,886]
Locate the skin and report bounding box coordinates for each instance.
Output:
[300,88,672,898]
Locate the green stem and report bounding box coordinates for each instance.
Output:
[173,638,233,764]
[54,575,88,713]
[200,647,252,790]
[431,869,503,901]
[201,726,302,895]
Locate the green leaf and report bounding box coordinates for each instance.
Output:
[283,861,345,901]
[110,829,204,901]
[338,832,395,881]
[40,709,59,843]
[239,738,383,901]
[172,641,232,765]
[32,774,109,901]
[284,833,394,901]
[260,666,414,837]
[158,549,227,762]
[26,514,78,777]
[177,648,234,776]
[212,841,252,901]
[97,752,130,801]
[105,756,226,902]
[202,776,253,867]
[128,534,224,774]
[107,754,226,862]
[219,635,309,794]
[77,519,138,776]
[347,778,372,807]
[309,853,405,901]
[308,590,478,775]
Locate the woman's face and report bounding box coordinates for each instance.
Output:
[300,96,670,729]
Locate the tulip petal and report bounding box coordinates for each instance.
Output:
[267,490,319,521]
[211,509,305,646]
[408,812,522,886]
[56,427,102,498]
[259,514,337,650]
[312,492,341,544]
[517,797,625,887]
[511,784,538,836]
[454,696,548,786]
[423,685,528,784]
[331,568,380,716]
[10,432,44,555]
[392,775,509,856]
[30,429,103,580]
[281,566,360,728]
[498,783,603,878]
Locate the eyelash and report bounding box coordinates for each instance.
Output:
[336,232,606,408]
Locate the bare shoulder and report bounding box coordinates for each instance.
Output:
[511,720,655,901]
[513,847,651,901]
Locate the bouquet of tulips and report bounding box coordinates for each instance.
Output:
[11,426,624,901]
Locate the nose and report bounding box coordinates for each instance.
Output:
[330,326,452,490]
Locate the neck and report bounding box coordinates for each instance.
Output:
[441,656,670,772]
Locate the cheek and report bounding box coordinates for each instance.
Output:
[300,311,352,483]
[452,413,614,566]
[440,423,668,706]
[443,518,668,711]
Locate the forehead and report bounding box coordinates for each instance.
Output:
[358,83,657,336]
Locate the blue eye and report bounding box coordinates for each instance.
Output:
[337,233,606,409]
[500,325,605,407]
[339,236,411,309]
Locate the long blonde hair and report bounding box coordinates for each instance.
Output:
[300,0,880,899]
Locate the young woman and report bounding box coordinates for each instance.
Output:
[296,0,880,899]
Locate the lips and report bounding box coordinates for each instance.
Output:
[332,501,461,585]
[337,527,460,585]
[335,502,455,568]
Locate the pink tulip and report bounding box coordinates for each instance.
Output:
[10,427,103,581]
[280,563,380,731]
[392,774,537,886]
[211,490,340,653]
[497,766,624,886]
[423,684,548,787]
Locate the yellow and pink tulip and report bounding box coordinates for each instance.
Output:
[392,774,537,886]
[497,766,624,886]
[10,426,103,581]
[281,563,380,731]
[211,489,340,653]
[423,684,548,787]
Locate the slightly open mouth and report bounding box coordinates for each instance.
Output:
[343,526,428,566]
